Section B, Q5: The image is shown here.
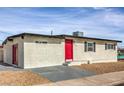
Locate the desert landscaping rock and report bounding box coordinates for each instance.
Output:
[76,62,124,74]
[0,71,51,86]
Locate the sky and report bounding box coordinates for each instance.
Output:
[0,7,124,46]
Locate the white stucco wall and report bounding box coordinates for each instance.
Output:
[23,42,65,68]
[69,38,118,65]
[3,34,119,68]
[3,37,24,68]
[23,36,118,68]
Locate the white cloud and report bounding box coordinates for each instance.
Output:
[93,7,108,10]
[104,13,124,27]
[0,8,123,45]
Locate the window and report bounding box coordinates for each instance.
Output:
[84,42,96,52]
[105,43,116,50]
[108,44,111,49]
[88,43,94,51]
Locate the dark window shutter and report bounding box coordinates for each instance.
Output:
[84,42,87,52]
[114,44,116,50]
[94,42,96,52]
[105,43,107,50]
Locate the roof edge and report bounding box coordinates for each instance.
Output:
[2,33,122,45]
[56,34,122,43]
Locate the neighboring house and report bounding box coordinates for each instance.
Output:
[2,32,122,68]
[118,48,124,61]
[0,45,3,62]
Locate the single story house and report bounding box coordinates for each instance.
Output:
[2,32,122,68]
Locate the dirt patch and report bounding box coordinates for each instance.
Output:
[0,71,51,86]
[76,62,124,74]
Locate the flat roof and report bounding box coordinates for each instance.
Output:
[56,34,122,42]
[2,33,122,45]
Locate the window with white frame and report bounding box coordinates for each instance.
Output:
[88,42,94,51]
[84,42,96,52]
[105,43,116,50]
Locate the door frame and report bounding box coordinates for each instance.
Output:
[65,39,73,62]
[12,44,18,65]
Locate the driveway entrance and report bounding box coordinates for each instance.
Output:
[29,66,95,82]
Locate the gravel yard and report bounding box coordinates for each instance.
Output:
[0,62,124,86]
[76,62,124,74]
[0,71,51,86]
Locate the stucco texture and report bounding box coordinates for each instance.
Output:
[3,35,118,68]
[3,37,24,68]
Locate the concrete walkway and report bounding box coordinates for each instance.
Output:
[42,71,124,86]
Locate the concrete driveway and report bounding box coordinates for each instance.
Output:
[0,63,95,82]
[0,63,21,71]
[42,71,124,86]
[29,66,95,82]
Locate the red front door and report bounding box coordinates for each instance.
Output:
[65,39,73,61]
[12,44,18,65]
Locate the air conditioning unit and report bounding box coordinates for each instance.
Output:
[73,31,84,37]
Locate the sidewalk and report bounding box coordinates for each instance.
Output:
[42,71,124,86]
